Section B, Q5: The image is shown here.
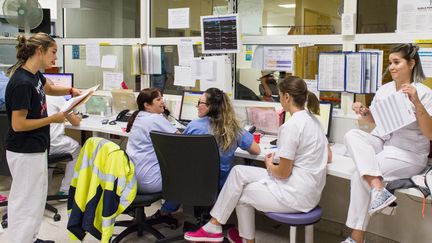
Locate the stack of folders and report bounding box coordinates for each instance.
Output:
[318,51,381,94]
[370,92,416,136]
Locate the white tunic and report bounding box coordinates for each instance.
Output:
[265,110,328,212]
[371,81,432,166]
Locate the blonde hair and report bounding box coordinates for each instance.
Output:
[6,32,55,77]
[205,88,242,151]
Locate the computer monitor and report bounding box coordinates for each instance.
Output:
[179,91,204,122]
[283,102,333,137]
[200,14,240,54]
[43,73,74,100]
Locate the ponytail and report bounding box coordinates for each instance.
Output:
[306,91,320,115]
[126,110,140,133]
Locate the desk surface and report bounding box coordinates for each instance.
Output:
[67,116,425,199]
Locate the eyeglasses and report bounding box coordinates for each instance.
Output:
[197,100,209,106]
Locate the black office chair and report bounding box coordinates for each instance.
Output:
[150,131,220,243]
[45,152,73,221]
[112,192,177,243]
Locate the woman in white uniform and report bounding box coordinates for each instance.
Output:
[342,44,432,243]
[183,76,328,243]
[126,88,178,193]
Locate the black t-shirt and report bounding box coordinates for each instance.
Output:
[5,67,49,153]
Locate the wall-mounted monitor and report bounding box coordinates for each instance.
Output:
[200,14,240,54]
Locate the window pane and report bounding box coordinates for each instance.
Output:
[236,44,343,108]
[357,0,397,33]
[150,45,202,95]
[150,0,227,37]
[239,0,342,36]
[64,0,140,38]
[0,45,16,73]
[64,45,137,90]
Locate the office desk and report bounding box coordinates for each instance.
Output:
[65,115,129,140]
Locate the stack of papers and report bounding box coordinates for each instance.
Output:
[61,85,99,113]
[370,92,416,136]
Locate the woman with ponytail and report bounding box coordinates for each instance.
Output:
[184,77,328,243]
[126,88,178,194]
[5,33,80,243]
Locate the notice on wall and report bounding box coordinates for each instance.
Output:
[103,71,123,91]
[397,0,432,33]
[419,48,432,77]
[85,42,100,67]
[263,46,294,72]
[168,8,190,29]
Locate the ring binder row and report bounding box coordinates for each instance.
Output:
[317,51,383,94]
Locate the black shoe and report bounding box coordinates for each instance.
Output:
[147,209,178,228]
[147,209,174,221]
[34,239,55,243]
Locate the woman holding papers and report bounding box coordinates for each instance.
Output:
[4,33,81,243]
[126,88,178,194]
[184,77,328,243]
[342,44,432,243]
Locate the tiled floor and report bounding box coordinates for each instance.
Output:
[0,174,344,243]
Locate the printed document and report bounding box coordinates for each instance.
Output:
[61,85,99,113]
[370,92,416,136]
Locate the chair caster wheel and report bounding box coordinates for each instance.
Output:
[53,214,61,221]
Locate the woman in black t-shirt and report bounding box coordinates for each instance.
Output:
[5,33,80,243]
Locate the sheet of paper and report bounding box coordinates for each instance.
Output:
[199,55,232,92]
[101,55,117,69]
[419,48,432,78]
[370,92,416,136]
[103,71,123,90]
[174,66,195,87]
[168,8,190,29]
[178,39,194,67]
[318,53,345,91]
[304,79,319,98]
[345,53,363,93]
[151,46,162,74]
[86,42,100,67]
[131,45,141,75]
[238,0,264,35]
[263,46,294,72]
[61,85,99,112]
[191,58,215,80]
[397,0,432,33]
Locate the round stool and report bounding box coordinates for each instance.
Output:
[265,206,322,243]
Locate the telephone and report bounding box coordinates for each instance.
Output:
[116,109,131,122]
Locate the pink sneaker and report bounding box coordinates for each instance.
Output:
[184,227,224,242]
[0,194,7,203]
[227,227,242,243]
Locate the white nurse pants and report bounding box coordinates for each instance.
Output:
[210,165,299,240]
[49,135,81,192]
[344,129,424,231]
[6,150,48,243]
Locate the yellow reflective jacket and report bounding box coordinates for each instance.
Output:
[67,137,137,242]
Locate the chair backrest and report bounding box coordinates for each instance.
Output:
[150,131,220,207]
[0,113,10,176]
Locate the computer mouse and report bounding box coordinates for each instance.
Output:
[101,119,109,124]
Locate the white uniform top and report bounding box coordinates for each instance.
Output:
[265,110,328,212]
[126,111,177,187]
[371,81,432,165]
[46,95,67,149]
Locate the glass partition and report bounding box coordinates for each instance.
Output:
[236,44,343,108]
[64,45,137,90]
[150,0,226,37]
[64,0,140,38]
[0,45,16,73]
[357,0,397,33]
[238,0,342,36]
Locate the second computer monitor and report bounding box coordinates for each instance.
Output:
[283,102,333,137]
[179,91,204,122]
[43,73,74,100]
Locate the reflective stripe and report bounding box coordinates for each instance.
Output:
[120,177,137,208]
[102,218,116,228]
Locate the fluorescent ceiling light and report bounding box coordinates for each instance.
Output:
[278,4,296,8]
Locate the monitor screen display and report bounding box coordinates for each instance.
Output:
[43,73,74,100]
[201,14,240,54]
[283,102,333,137]
[179,91,204,122]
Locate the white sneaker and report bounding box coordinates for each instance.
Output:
[341,236,357,243]
[368,188,396,216]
